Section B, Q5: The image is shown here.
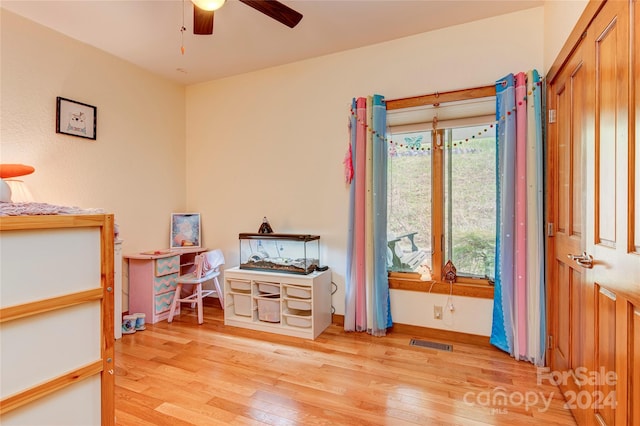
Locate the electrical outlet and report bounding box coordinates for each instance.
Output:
[434,305,443,320]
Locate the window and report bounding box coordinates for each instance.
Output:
[386,92,496,283]
[442,125,496,278]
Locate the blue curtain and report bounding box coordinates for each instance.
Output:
[491,71,545,365]
[344,95,392,336]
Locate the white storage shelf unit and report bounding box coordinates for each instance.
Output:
[224,267,331,340]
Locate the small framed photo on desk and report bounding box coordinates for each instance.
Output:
[170,213,201,249]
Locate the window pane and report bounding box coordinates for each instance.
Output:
[443,124,496,278]
[387,131,432,272]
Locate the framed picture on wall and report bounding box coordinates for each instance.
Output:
[170,213,201,249]
[56,96,97,140]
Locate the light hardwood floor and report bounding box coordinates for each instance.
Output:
[115,303,576,425]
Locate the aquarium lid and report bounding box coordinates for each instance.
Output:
[239,233,320,241]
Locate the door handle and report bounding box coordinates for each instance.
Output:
[567,252,594,269]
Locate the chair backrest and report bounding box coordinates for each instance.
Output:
[192,249,224,279]
[192,253,206,279]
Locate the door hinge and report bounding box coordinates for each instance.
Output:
[547,222,554,237]
[548,335,553,350]
[548,109,556,124]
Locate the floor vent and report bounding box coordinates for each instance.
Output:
[409,339,453,352]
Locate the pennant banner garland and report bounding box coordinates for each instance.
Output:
[350,81,541,153]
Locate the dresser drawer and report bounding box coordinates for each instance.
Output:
[155,255,180,276]
[154,272,178,294]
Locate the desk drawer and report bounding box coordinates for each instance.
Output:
[155,292,177,314]
[154,272,178,294]
[155,255,180,276]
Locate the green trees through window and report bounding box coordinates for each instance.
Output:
[387,123,496,279]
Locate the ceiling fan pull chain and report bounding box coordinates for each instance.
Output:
[180,27,186,55]
[180,0,187,55]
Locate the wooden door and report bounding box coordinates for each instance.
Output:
[547,32,594,425]
[587,1,639,425]
[632,2,640,422]
[548,1,640,424]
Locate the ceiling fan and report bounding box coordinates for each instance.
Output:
[191,0,303,35]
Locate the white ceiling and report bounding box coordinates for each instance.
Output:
[1,0,542,86]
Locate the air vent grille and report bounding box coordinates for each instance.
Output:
[409,339,453,352]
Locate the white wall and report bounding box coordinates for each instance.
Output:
[544,0,589,72]
[186,7,545,336]
[1,10,186,255]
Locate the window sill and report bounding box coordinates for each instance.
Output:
[388,272,494,299]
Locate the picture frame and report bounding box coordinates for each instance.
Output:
[56,96,97,140]
[170,213,201,249]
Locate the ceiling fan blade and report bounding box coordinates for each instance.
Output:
[238,0,303,28]
[193,5,214,35]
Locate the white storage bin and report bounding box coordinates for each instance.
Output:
[285,285,312,299]
[229,279,251,292]
[285,298,312,311]
[256,294,280,323]
[256,281,280,295]
[231,293,251,316]
[284,310,312,328]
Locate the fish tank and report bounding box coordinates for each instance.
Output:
[239,233,320,275]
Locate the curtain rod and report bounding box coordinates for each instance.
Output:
[386,84,495,111]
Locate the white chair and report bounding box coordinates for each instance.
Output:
[168,249,224,324]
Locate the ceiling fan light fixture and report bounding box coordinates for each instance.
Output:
[192,0,226,11]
